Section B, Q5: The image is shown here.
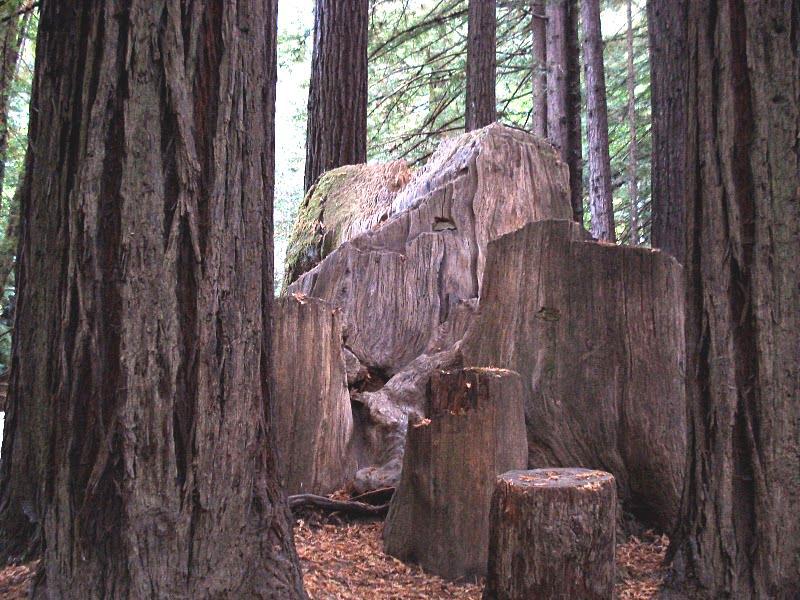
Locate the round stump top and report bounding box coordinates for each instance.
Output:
[499,468,614,490]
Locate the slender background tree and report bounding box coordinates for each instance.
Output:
[1,1,307,596]
[305,0,369,191]
[531,0,546,137]
[581,0,616,241]
[465,0,497,131]
[546,0,583,223]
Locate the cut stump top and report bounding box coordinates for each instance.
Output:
[499,468,615,491]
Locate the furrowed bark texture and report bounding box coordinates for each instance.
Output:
[465,0,496,131]
[546,0,583,223]
[647,0,687,262]
[462,220,686,532]
[531,0,547,138]
[483,469,616,600]
[0,2,306,597]
[273,295,355,495]
[581,0,616,242]
[304,0,368,192]
[383,368,528,580]
[670,1,800,598]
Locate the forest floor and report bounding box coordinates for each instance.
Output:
[295,517,669,599]
[0,520,668,599]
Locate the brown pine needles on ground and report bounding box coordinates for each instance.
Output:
[294,519,669,600]
[0,522,668,598]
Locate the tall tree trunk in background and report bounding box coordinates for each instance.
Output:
[546,0,583,224]
[0,5,31,295]
[670,1,800,598]
[531,0,547,137]
[465,0,496,131]
[0,2,307,596]
[647,0,687,262]
[625,0,639,244]
[305,0,369,191]
[580,0,615,242]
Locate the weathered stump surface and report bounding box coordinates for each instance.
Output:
[484,468,616,600]
[282,160,412,290]
[285,124,571,492]
[383,368,528,580]
[462,219,686,531]
[272,295,354,495]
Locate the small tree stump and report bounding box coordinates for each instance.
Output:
[484,468,616,600]
[383,367,528,581]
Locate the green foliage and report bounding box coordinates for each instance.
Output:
[0,7,37,373]
[368,0,653,245]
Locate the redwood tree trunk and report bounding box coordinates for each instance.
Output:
[670,1,800,598]
[304,0,368,191]
[546,0,583,224]
[625,0,639,244]
[647,0,687,262]
[531,0,547,138]
[1,2,307,597]
[580,0,615,242]
[465,0,497,131]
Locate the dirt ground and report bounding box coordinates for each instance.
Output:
[0,521,668,599]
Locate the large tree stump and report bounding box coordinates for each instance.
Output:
[273,294,355,495]
[383,367,528,581]
[484,468,616,600]
[462,219,685,532]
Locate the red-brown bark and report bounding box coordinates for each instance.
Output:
[304,0,369,191]
[465,0,497,131]
[0,2,306,596]
[670,1,800,597]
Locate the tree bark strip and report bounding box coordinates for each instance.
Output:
[0,2,307,596]
[465,0,497,131]
[531,0,546,138]
[670,1,800,597]
[0,4,31,295]
[304,0,369,191]
[625,0,639,244]
[546,0,583,224]
[581,0,615,242]
[647,0,688,262]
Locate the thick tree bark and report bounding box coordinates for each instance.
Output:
[484,469,616,600]
[546,0,583,223]
[0,2,307,597]
[625,0,639,244]
[531,0,547,138]
[647,0,687,262]
[669,1,800,598]
[304,0,368,192]
[465,0,496,131]
[581,0,615,242]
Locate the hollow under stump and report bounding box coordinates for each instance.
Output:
[383,367,528,581]
[483,468,616,600]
